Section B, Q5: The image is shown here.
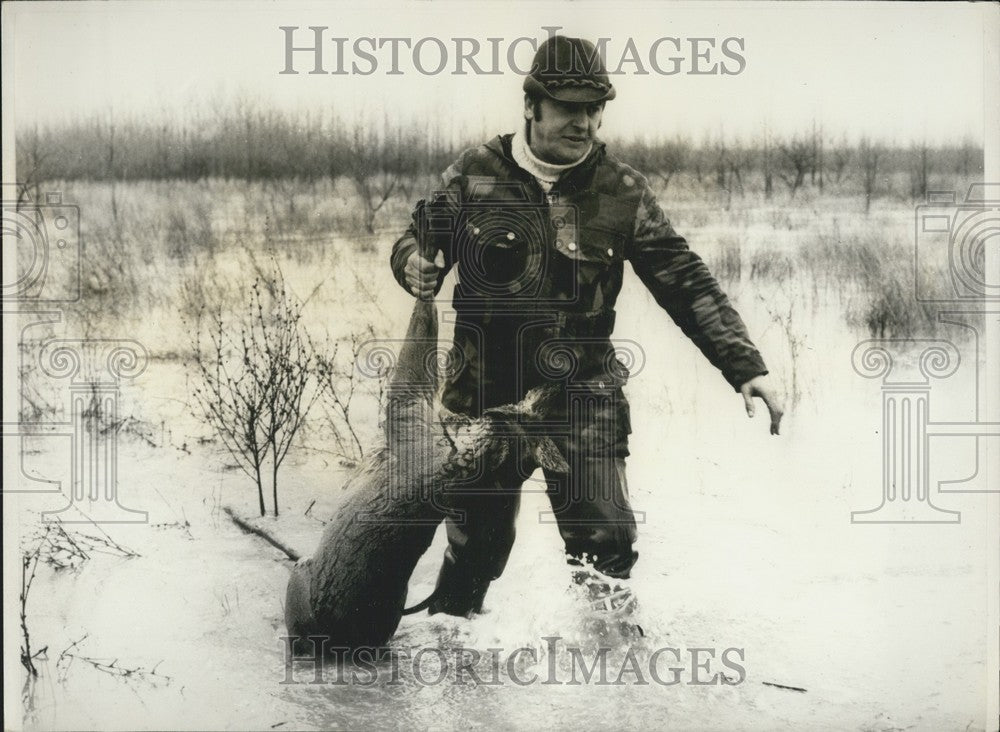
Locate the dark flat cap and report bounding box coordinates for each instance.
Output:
[523,35,616,104]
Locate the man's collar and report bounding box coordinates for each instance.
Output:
[486,133,606,170]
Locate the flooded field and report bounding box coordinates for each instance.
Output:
[7,178,995,731]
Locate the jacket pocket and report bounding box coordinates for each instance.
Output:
[554,222,625,266]
[459,210,543,296]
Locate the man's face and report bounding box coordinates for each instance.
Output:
[526,97,604,164]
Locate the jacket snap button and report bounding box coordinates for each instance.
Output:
[507,232,516,240]
[473,227,480,235]
[568,241,577,251]
[606,248,614,257]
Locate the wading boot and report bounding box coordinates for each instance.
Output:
[427,550,492,619]
[573,569,643,639]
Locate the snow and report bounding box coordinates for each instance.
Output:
[4,183,996,731]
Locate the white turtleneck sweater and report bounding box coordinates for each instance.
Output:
[511,123,592,192]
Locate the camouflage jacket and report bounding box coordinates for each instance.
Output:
[390,134,767,415]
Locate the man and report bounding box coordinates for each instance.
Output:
[390,35,783,619]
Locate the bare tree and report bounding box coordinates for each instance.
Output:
[859,137,882,214]
[811,120,825,192]
[242,101,257,184]
[777,136,814,198]
[713,135,728,189]
[93,114,121,227]
[344,116,420,236]
[909,140,931,200]
[955,136,977,178]
[760,129,775,199]
[710,136,750,210]
[691,131,713,185]
[648,136,688,192]
[16,125,49,204]
[830,135,853,185]
[727,139,751,198]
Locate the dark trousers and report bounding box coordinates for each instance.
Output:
[443,450,638,575]
[432,386,638,613]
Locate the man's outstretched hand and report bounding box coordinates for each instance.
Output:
[740,375,784,435]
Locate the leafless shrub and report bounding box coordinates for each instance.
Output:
[79,380,113,432]
[56,634,171,685]
[178,254,239,333]
[749,250,795,281]
[17,341,62,423]
[191,267,319,516]
[31,520,140,571]
[797,232,883,288]
[314,330,380,466]
[797,232,942,338]
[707,236,743,283]
[61,182,153,340]
[101,413,162,448]
[164,196,217,261]
[19,532,50,721]
[758,292,805,409]
[20,536,46,680]
[858,277,940,340]
[18,529,165,721]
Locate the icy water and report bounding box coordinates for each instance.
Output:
[8,212,996,730]
[11,311,995,730]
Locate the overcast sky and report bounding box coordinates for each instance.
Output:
[5,0,996,144]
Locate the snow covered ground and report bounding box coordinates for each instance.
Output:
[4,181,996,730]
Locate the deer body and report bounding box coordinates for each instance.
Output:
[284,300,563,650]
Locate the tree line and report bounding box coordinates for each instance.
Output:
[17,107,983,214]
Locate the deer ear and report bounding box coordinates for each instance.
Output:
[532,437,568,473]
